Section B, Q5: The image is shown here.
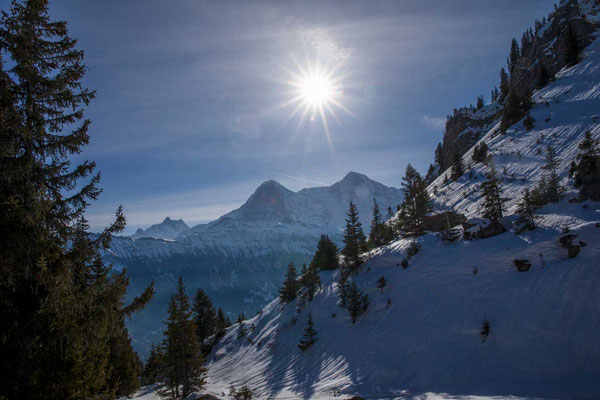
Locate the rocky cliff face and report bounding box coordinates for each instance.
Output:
[438,104,502,170]
[437,0,600,173]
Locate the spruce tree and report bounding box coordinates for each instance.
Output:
[192,288,217,344]
[515,188,537,231]
[377,276,387,293]
[542,145,562,203]
[499,68,510,102]
[236,312,246,324]
[435,142,444,169]
[425,163,437,184]
[399,164,433,236]
[509,38,521,75]
[215,308,229,338]
[481,164,506,220]
[451,152,465,180]
[386,206,394,220]
[501,90,523,130]
[300,264,321,301]
[310,234,339,271]
[341,201,367,276]
[160,277,207,398]
[142,344,165,386]
[279,262,300,303]
[0,2,153,398]
[346,282,364,324]
[536,64,551,88]
[368,198,384,249]
[577,131,600,164]
[297,314,318,350]
[476,95,485,109]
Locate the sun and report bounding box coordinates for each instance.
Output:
[299,72,333,107]
[277,59,354,151]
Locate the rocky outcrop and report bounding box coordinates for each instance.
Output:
[438,104,501,171]
[463,218,507,240]
[509,0,600,100]
[514,259,532,272]
[560,234,582,258]
[436,0,600,174]
[424,211,467,232]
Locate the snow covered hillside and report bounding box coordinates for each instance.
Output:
[202,210,600,399]
[428,36,600,222]
[193,10,600,400]
[105,172,403,356]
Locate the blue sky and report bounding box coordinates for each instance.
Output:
[39,0,557,233]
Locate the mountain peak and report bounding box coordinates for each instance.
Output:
[255,179,288,192]
[341,171,370,183]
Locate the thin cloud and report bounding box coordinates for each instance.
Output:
[421,115,446,132]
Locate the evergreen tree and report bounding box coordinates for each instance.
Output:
[472,142,489,163]
[346,282,365,324]
[236,312,246,324]
[297,314,318,350]
[509,38,521,75]
[451,152,465,180]
[341,201,367,276]
[368,198,384,249]
[192,288,217,344]
[476,95,485,109]
[279,262,300,303]
[300,264,321,301]
[435,142,444,169]
[215,308,229,338]
[542,145,562,203]
[386,206,394,220]
[425,163,437,184]
[501,90,522,130]
[0,2,153,398]
[499,68,510,102]
[310,234,339,271]
[159,277,207,398]
[142,344,165,386]
[577,130,600,165]
[515,188,537,231]
[399,164,433,236]
[536,64,551,88]
[377,276,387,293]
[564,22,581,66]
[481,164,506,220]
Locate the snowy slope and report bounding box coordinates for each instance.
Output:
[428,35,600,221]
[192,18,600,400]
[201,204,600,399]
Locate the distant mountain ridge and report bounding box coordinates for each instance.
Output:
[105,172,404,356]
[131,217,190,240]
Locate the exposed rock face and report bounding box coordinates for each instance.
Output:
[509,0,600,99]
[423,211,467,232]
[560,234,582,258]
[436,0,600,174]
[463,218,507,240]
[439,104,502,171]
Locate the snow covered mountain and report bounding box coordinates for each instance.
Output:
[187,3,600,399]
[106,172,403,355]
[131,217,190,240]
